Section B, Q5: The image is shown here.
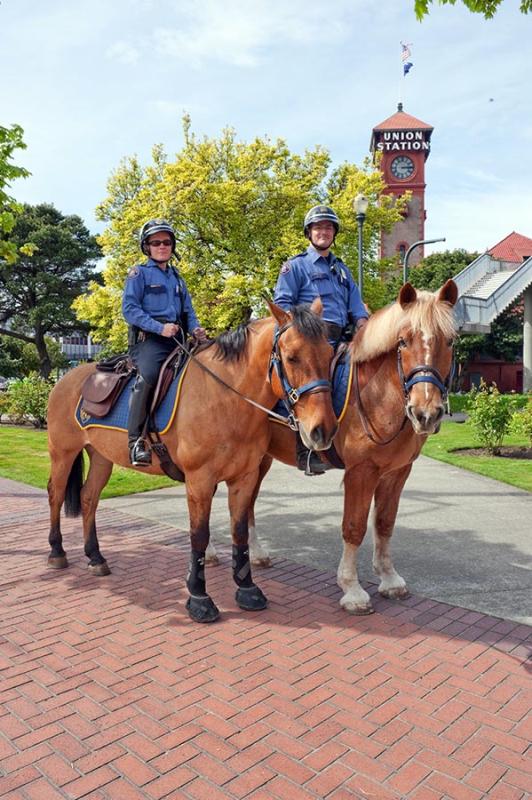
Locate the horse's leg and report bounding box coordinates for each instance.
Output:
[247,454,273,568]
[372,464,412,600]
[47,447,84,569]
[227,469,268,611]
[185,474,220,623]
[204,484,220,565]
[337,466,379,615]
[80,448,113,576]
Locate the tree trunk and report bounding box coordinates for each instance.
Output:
[35,326,52,379]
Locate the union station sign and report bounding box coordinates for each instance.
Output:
[375,131,430,152]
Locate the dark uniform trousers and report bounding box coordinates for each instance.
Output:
[127,332,178,447]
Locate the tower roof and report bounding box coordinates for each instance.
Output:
[373,104,433,132]
[488,232,532,263]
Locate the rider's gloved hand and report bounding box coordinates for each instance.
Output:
[192,326,208,342]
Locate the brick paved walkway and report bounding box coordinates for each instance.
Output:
[0,476,530,799]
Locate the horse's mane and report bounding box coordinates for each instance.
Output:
[352,290,457,364]
[211,303,326,362]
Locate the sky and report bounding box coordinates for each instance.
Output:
[2,0,531,258]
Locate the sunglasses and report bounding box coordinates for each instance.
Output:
[148,239,173,248]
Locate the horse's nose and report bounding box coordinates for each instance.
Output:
[407,403,444,431]
[309,422,338,450]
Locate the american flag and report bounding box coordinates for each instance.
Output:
[401,41,414,75]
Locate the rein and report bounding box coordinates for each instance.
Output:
[170,322,331,431]
[354,343,454,447]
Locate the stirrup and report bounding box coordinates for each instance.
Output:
[130,438,152,466]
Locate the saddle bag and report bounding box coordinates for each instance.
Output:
[81,358,134,418]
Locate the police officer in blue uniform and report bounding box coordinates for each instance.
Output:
[123,219,206,466]
[274,205,368,474]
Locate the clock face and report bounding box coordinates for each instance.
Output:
[390,156,415,180]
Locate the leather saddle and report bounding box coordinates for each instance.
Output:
[81,355,134,418]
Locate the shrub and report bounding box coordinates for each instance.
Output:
[5,373,52,428]
[466,380,517,454]
[510,400,532,446]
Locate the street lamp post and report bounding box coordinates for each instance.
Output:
[403,237,446,284]
[353,194,369,301]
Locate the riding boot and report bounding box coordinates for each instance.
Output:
[295,431,326,476]
[128,377,153,466]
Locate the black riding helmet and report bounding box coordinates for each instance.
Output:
[139,219,178,257]
[303,205,340,239]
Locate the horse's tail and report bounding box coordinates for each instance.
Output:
[64,451,84,518]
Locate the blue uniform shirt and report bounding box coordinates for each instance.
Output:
[273,245,368,328]
[122,258,201,336]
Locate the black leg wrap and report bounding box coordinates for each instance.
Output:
[235,585,268,611]
[232,545,253,588]
[186,549,207,596]
[186,595,220,623]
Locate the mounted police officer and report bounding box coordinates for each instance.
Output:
[122,219,206,466]
[273,205,368,475]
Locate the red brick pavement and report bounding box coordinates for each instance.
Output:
[0,475,530,799]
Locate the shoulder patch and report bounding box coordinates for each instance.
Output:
[127,266,140,279]
[280,261,291,275]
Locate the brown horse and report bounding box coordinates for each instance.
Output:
[46,300,337,622]
[233,281,458,614]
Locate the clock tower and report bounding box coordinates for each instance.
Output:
[370,104,433,267]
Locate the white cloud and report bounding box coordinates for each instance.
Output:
[106,41,140,64]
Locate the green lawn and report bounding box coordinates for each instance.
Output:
[0,425,176,498]
[422,421,531,492]
[0,421,530,496]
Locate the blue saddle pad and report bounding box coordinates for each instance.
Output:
[273,352,353,421]
[75,362,189,433]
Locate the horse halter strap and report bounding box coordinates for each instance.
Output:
[268,322,331,426]
[397,345,452,401]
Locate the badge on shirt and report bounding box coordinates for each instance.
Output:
[280,261,291,275]
[127,267,140,279]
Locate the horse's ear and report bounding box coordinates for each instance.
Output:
[266,300,290,328]
[437,279,458,307]
[310,297,323,317]
[399,282,417,307]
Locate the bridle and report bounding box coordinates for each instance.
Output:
[171,320,331,431]
[268,321,331,430]
[354,338,454,446]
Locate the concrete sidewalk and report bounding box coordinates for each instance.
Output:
[103,455,532,626]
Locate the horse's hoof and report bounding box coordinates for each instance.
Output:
[380,586,410,600]
[88,562,111,576]
[186,595,220,623]
[48,555,68,570]
[250,556,272,569]
[340,599,374,615]
[236,585,268,611]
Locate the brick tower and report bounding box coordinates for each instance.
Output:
[370,104,433,267]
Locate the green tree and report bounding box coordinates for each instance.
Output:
[74,118,406,349]
[0,203,102,378]
[415,0,531,19]
[0,124,30,264]
[0,335,67,379]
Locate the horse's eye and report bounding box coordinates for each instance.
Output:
[398,338,407,349]
[286,355,299,365]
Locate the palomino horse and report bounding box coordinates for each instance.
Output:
[46,300,337,622]
[234,281,458,614]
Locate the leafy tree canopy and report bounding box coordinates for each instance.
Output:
[0,124,30,264]
[414,0,531,19]
[0,203,102,378]
[0,335,67,379]
[74,117,407,351]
